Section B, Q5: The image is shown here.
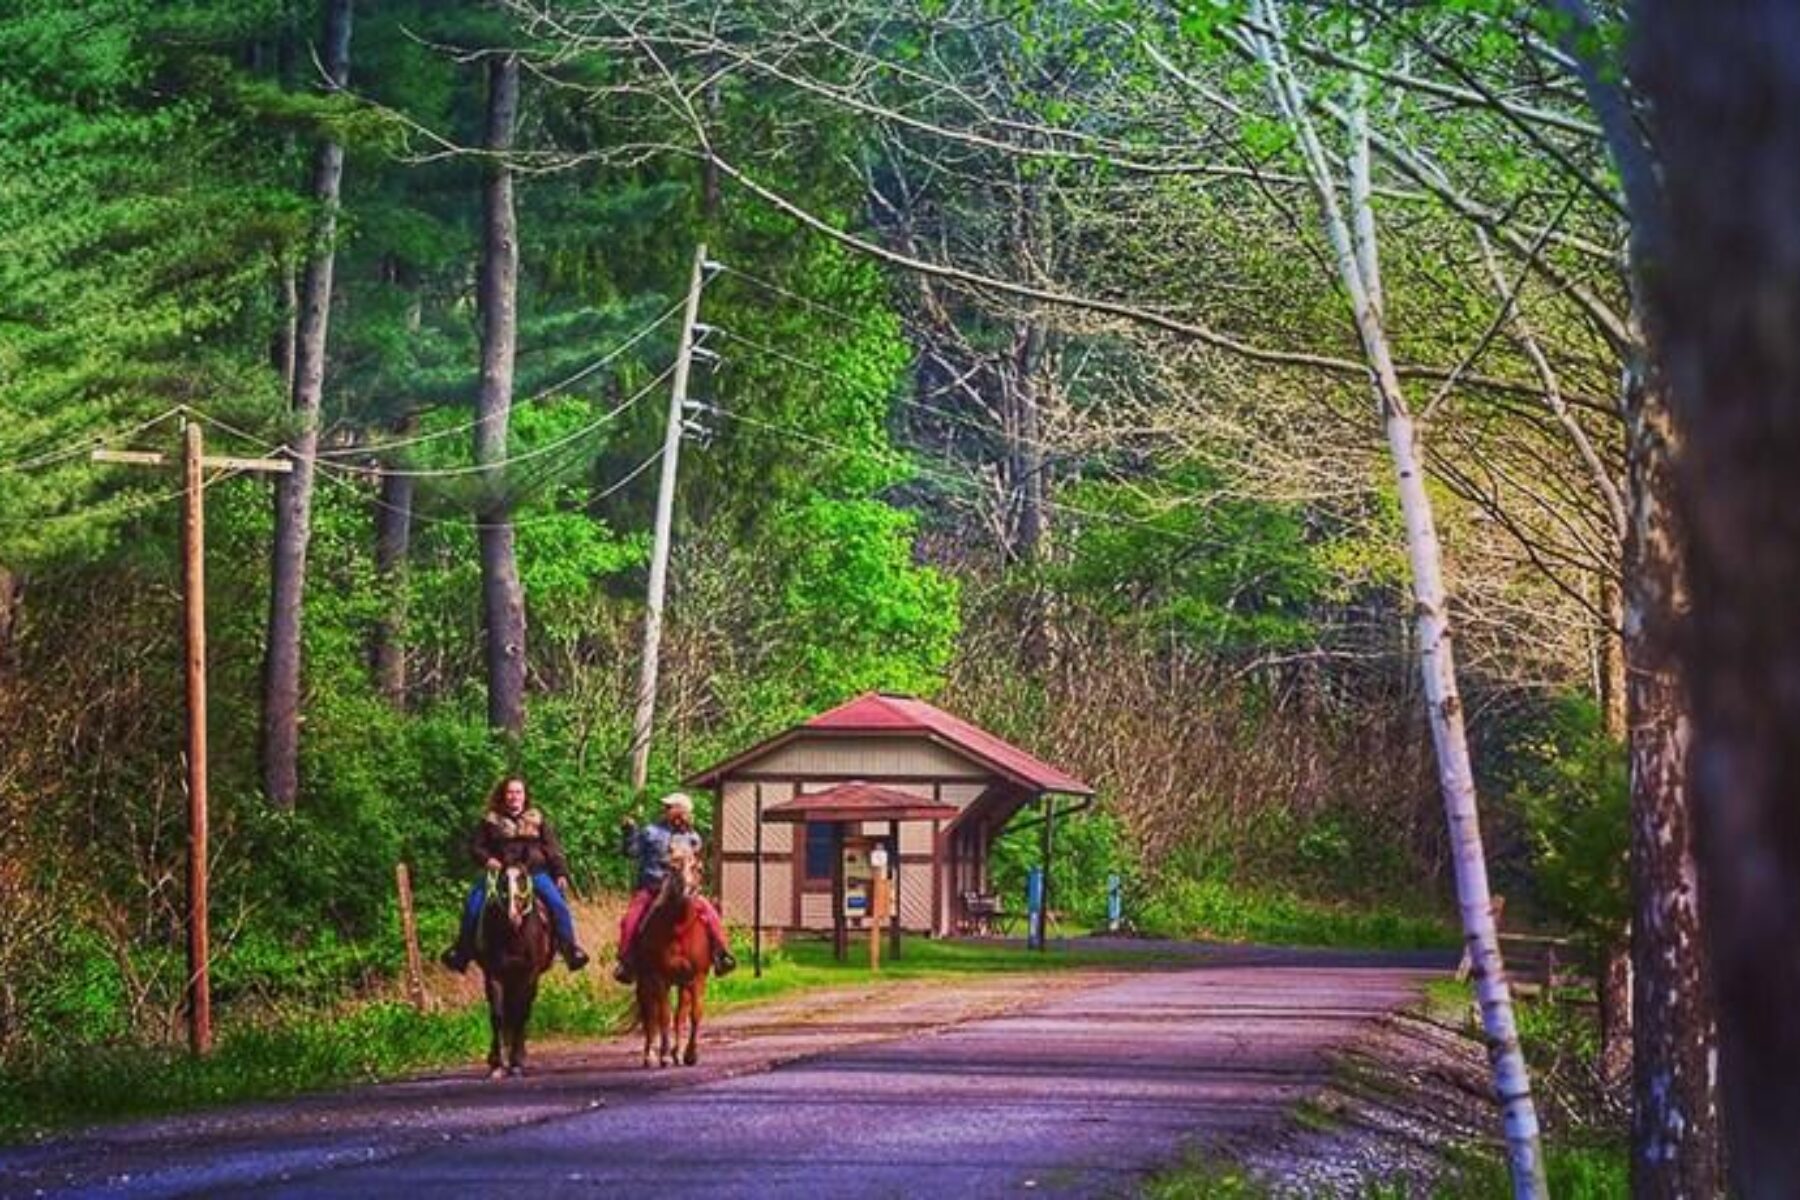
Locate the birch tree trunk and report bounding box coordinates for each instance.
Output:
[1638,6,1800,1186]
[1249,9,1545,1193]
[476,53,526,736]
[1011,319,1053,670]
[261,0,351,807]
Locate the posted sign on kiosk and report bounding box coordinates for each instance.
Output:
[842,836,876,924]
[837,835,894,969]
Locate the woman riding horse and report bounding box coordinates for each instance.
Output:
[613,792,735,983]
[477,862,556,1077]
[441,777,590,973]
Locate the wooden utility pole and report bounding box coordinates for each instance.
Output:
[95,421,291,1055]
[181,423,210,1054]
[629,244,709,793]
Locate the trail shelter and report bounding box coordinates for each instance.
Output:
[685,692,1095,938]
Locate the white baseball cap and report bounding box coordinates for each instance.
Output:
[660,792,695,814]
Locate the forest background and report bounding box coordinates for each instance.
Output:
[0,0,1643,1159]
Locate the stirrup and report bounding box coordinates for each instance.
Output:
[713,949,737,977]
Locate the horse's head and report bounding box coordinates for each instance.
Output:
[501,864,534,929]
[659,843,702,905]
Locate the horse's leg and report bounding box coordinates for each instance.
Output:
[637,980,655,1069]
[673,984,691,1067]
[484,974,506,1080]
[658,987,674,1067]
[681,980,702,1067]
[508,973,537,1077]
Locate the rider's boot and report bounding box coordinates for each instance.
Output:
[612,956,635,985]
[563,943,591,972]
[712,947,737,977]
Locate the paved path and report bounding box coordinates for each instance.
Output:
[2,955,1442,1199]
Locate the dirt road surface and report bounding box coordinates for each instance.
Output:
[1,946,1448,1198]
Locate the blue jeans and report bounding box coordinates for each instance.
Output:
[459,872,576,948]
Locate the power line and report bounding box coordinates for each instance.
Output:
[311,444,666,532]
[0,461,255,528]
[691,400,1217,543]
[716,264,899,338]
[0,407,187,474]
[717,327,1084,464]
[182,406,283,453]
[315,297,688,461]
[317,362,677,480]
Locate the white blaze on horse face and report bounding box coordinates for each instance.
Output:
[507,866,528,927]
[666,844,700,893]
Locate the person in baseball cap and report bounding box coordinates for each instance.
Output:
[613,792,737,982]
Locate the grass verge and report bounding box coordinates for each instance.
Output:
[1135,875,1457,950]
[1140,1140,1625,1198]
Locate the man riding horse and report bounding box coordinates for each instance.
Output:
[613,792,736,983]
[441,777,591,974]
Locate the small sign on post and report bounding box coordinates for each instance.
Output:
[868,845,890,972]
[1107,872,1122,933]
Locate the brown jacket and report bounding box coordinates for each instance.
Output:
[471,808,570,878]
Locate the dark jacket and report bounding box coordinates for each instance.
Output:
[471,807,570,878]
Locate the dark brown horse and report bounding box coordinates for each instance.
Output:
[477,865,555,1079]
[631,844,711,1068]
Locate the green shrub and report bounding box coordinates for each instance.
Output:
[1134,873,1454,950]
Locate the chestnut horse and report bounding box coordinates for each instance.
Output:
[631,843,711,1068]
[477,865,555,1079]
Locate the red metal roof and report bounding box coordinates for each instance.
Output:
[759,781,962,824]
[684,692,1094,795]
[806,693,1093,795]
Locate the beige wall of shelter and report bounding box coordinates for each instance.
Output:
[685,691,1095,938]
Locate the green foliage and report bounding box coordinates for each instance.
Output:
[0,0,292,561]
[1136,873,1455,950]
[1441,1140,1627,1198]
[24,926,133,1046]
[1057,462,1360,654]
[0,1001,488,1139]
[988,808,1131,925]
[757,497,961,713]
[1511,696,1628,950]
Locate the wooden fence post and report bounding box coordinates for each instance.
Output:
[395,862,426,1012]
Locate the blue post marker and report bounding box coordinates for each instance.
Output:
[1026,866,1045,950]
[1107,873,1122,933]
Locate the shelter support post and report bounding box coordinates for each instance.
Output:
[888,818,901,960]
[753,784,764,979]
[832,823,847,962]
[1042,794,1056,950]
